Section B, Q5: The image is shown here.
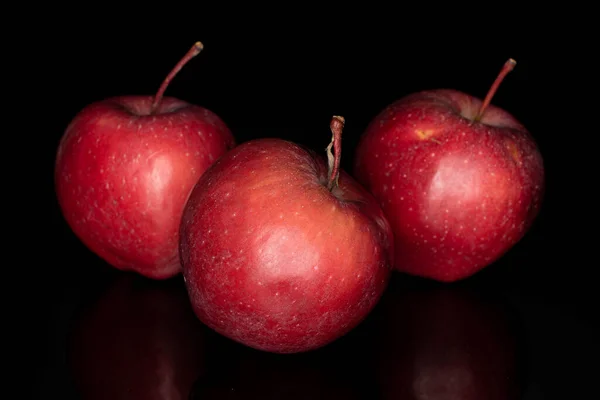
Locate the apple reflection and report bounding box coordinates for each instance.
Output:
[67,273,208,399]
[374,278,523,400]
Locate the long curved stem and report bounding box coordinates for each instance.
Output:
[150,42,204,115]
[474,58,516,122]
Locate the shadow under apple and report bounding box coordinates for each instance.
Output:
[189,334,369,399]
[67,272,209,399]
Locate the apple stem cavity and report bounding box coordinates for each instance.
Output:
[150,42,204,115]
[474,58,517,122]
[326,115,345,191]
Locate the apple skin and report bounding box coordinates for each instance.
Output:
[67,273,208,400]
[354,89,544,282]
[55,95,235,279]
[179,138,393,353]
[372,279,522,399]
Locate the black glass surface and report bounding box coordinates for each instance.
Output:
[27,20,595,399]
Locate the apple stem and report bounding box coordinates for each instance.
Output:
[474,58,517,122]
[326,116,345,191]
[150,42,204,115]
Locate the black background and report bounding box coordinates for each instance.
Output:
[20,8,596,399]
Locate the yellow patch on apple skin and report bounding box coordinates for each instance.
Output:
[505,140,521,164]
[416,129,434,139]
[415,129,441,144]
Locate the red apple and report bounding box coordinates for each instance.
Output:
[354,59,544,282]
[67,273,208,399]
[55,42,235,279]
[373,280,522,399]
[179,116,393,353]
